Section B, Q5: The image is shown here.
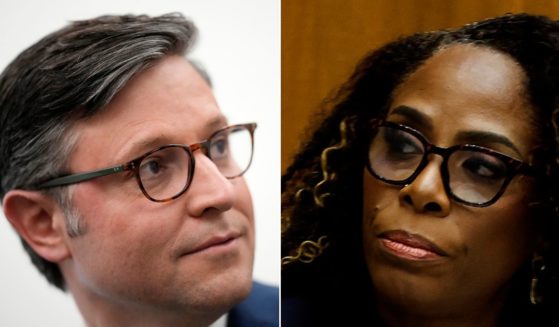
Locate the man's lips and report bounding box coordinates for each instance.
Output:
[181,232,240,256]
[378,230,448,260]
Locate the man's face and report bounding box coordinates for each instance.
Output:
[60,55,255,315]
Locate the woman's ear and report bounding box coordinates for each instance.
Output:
[2,190,71,263]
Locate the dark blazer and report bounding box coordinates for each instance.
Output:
[228,281,279,327]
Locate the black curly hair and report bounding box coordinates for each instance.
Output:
[282,13,559,325]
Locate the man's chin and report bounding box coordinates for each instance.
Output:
[184,268,253,313]
[215,270,253,307]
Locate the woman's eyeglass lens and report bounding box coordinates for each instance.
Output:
[366,124,518,207]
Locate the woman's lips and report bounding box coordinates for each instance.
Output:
[378,230,448,260]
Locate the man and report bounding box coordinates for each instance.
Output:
[0,13,277,326]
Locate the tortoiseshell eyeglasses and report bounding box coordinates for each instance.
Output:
[366,121,538,207]
[37,123,257,202]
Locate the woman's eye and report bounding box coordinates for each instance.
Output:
[384,130,423,155]
[462,157,506,180]
[390,139,420,154]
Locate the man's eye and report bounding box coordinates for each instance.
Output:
[210,137,229,159]
[140,158,166,179]
[144,160,161,175]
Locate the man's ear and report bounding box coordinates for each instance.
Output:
[2,190,70,263]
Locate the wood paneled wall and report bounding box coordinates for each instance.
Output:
[282,0,559,172]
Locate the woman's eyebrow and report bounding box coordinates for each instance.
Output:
[455,130,522,157]
[389,105,433,130]
[389,105,522,157]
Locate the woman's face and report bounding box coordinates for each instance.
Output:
[362,44,540,321]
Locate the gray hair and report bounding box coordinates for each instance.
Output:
[0,13,197,290]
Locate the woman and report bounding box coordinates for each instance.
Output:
[282,13,559,326]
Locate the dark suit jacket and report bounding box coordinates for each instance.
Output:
[228,281,278,327]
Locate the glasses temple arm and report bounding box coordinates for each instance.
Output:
[37,165,126,189]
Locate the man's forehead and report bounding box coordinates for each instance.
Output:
[68,55,225,166]
[77,56,218,125]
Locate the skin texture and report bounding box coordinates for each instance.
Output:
[362,44,539,327]
[18,55,255,327]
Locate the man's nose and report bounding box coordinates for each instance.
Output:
[398,157,451,217]
[183,152,235,217]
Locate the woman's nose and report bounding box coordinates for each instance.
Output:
[398,157,451,217]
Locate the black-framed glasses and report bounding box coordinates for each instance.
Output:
[37,123,257,202]
[366,121,538,207]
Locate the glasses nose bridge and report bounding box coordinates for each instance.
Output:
[422,143,453,165]
[424,142,447,156]
[413,143,451,183]
[189,141,211,157]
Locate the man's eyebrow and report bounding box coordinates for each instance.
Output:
[119,136,171,162]
[455,130,522,158]
[118,115,230,162]
[388,105,434,130]
[205,115,229,134]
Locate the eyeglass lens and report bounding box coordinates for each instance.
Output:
[138,126,253,201]
[139,146,192,201]
[367,126,509,204]
[209,125,254,178]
